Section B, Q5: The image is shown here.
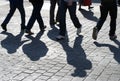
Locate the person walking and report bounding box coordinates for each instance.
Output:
[25,0,46,35]
[56,0,82,40]
[1,0,26,32]
[92,0,117,40]
[50,0,60,27]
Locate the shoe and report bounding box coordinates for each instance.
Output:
[56,35,65,40]
[1,24,7,31]
[41,25,46,32]
[77,27,81,35]
[25,29,34,35]
[110,35,117,40]
[92,27,98,40]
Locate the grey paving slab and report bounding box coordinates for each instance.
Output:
[0,0,120,81]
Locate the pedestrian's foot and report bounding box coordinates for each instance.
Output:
[56,35,65,40]
[92,27,98,40]
[1,24,7,31]
[25,29,34,35]
[109,34,117,40]
[41,25,46,32]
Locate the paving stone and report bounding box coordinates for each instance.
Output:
[0,0,120,81]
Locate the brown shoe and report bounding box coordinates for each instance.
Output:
[25,29,34,35]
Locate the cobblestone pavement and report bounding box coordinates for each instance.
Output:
[0,0,120,81]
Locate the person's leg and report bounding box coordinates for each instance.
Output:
[59,0,67,36]
[96,6,108,31]
[1,1,16,31]
[68,2,82,28]
[36,1,46,32]
[56,0,67,40]
[92,5,108,40]
[1,2,16,28]
[118,0,120,5]
[68,2,82,35]
[55,0,60,23]
[17,3,26,30]
[109,5,117,39]
[26,3,37,34]
[78,0,83,10]
[50,0,57,26]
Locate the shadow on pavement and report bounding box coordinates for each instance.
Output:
[47,25,60,41]
[57,35,92,77]
[79,9,98,22]
[1,31,27,54]
[22,32,48,61]
[94,40,120,63]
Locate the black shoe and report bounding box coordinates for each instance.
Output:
[41,25,46,32]
[25,29,34,35]
[1,24,7,31]
[110,35,117,40]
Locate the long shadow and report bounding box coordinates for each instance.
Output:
[58,35,92,77]
[47,26,60,41]
[79,9,98,22]
[22,32,48,61]
[1,31,27,54]
[47,25,69,42]
[94,40,120,63]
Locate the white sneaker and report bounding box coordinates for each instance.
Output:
[77,27,81,35]
[56,35,65,40]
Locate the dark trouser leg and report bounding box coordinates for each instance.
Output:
[96,6,108,31]
[109,5,117,36]
[56,0,60,22]
[68,2,81,28]
[26,3,37,30]
[50,0,57,25]
[59,0,67,36]
[118,0,120,5]
[36,1,45,30]
[17,4,26,28]
[2,3,16,25]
